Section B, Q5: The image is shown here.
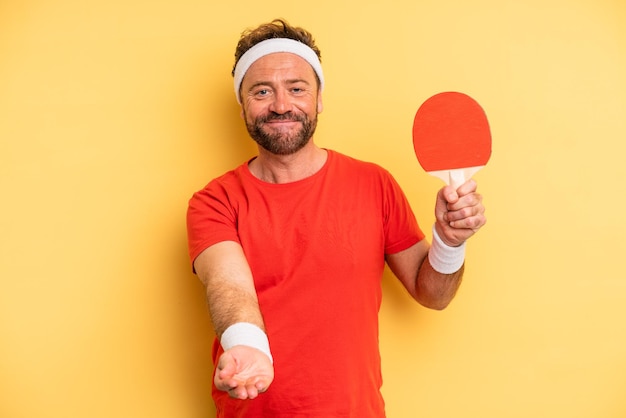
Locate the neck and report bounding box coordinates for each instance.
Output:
[249,142,328,184]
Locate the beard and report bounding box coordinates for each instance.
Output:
[245,111,318,156]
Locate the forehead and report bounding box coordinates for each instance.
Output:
[242,52,317,85]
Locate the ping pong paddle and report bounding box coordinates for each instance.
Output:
[412,91,491,189]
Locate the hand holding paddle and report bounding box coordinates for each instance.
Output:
[412,92,491,189]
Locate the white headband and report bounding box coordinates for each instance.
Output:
[233,38,324,104]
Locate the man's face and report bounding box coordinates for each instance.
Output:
[239,52,323,155]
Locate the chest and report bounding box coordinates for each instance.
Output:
[235,177,387,290]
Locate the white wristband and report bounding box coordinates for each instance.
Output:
[428,225,466,274]
[221,322,273,364]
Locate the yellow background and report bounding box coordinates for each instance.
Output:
[2,1,625,417]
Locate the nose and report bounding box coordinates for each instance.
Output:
[269,88,291,114]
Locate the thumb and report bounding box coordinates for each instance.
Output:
[440,185,459,204]
[435,186,454,223]
[216,352,238,380]
[214,353,241,392]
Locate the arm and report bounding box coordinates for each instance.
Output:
[386,240,464,310]
[194,240,274,399]
[194,240,264,335]
[386,180,486,310]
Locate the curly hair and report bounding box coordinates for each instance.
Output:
[231,19,322,77]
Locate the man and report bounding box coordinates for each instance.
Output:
[187,19,486,417]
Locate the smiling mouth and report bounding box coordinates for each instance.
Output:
[262,113,304,122]
[263,118,302,129]
[266,119,298,125]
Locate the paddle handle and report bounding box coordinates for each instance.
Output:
[428,166,484,189]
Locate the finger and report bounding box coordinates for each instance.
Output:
[256,379,270,392]
[215,355,236,379]
[446,201,484,223]
[214,357,239,391]
[215,373,239,392]
[450,214,486,230]
[441,185,459,204]
[446,197,485,221]
[450,181,480,211]
[455,179,477,196]
[228,385,249,400]
[227,379,265,400]
[446,198,484,222]
[435,188,453,223]
[245,383,260,399]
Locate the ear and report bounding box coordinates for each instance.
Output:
[240,105,245,119]
[317,90,324,114]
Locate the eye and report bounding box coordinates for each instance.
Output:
[291,85,310,96]
[256,89,269,96]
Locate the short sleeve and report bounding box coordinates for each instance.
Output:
[382,171,425,254]
[186,179,241,270]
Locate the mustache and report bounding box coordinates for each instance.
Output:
[258,113,306,123]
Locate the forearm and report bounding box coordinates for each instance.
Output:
[194,241,265,338]
[206,279,265,338]
[415,256,464,310]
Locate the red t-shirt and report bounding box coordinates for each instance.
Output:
[187,150,424,417]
